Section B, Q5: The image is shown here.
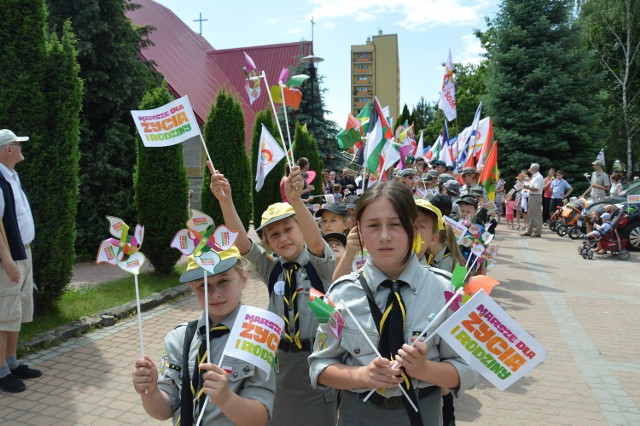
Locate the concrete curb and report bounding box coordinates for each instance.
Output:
[18,284,191,354]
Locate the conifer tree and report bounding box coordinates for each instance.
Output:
[250,109,285,227]
[0,3,83,311]
[481,0,605,181]
[31,22,83,308]
[47,0,159,257]
[200,90,251,229]
[134,86,189,275]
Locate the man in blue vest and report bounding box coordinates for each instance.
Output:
[0,129,41,393]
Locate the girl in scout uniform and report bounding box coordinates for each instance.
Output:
[131,247,276,425]
[209,162,337,425]
[308,182,477,426]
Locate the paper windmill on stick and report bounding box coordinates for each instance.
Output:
[96,216,147,363]
[170,209,239,274]
[444,223,500,312]
[170,209,239,399]
[96,216,146,274]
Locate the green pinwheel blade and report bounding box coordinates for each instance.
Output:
[451,264,468,290]
[308,297,334,323]
[286,74,309,87]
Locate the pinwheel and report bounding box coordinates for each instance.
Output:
[170,209,239,379]
[170,209,239,274]
[96,216,145,274]
[96,216,147,364]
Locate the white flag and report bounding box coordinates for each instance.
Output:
[415,130,424,159]
[255,124,287,192]
[438,49,457,121]
[596,149,605,166]
[131,96,201,147]
[223,305,284,378]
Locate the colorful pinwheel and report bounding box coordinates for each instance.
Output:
[170,209,239,273]
[96,216,145,274]
[96,216,147,359]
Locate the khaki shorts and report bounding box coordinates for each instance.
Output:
[0,248,34,332]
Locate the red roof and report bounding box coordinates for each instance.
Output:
[127,0,311,151]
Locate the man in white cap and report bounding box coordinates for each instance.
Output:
[582,159,610,202]
[0,130,41,393]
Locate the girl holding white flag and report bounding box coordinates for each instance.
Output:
[131,247,276,426]
[308,182,477,426]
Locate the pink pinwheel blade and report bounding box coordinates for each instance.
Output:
[444,290,463,312]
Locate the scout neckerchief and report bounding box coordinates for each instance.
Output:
[358,273,423,426]
[282,262,302,349]
[193,324,231,416]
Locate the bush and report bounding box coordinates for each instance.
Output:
[200,90,251,229]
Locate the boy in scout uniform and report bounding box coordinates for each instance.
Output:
[209,162,337,425]
[131,248,276,425]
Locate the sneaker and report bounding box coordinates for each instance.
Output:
[520,233,532,237]
[0,373,26,393]
[11,364,42,379]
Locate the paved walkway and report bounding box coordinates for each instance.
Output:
[2,226,639,425]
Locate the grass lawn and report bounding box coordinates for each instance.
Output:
[19,262,188,343]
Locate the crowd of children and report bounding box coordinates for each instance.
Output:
[131,157,495,425]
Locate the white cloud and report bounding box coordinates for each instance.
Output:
[284,28,303,35]
[306,0,490,30]
[266,18,278,25]
[457,33,486,65]
[323,21,336,28]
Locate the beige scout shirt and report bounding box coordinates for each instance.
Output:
[157,304,276,425]
[244,240,335,341]
[308,256,478,396]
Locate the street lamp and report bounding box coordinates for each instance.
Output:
[300,54,324,126]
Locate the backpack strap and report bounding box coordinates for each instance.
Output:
[179,320,199,426]
[357,272,382,330]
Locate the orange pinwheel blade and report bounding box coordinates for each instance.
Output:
[466,275,500,296]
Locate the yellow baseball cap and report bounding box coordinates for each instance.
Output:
[179,246,242,283]
[414,199,444,231]
[256,202,296,231]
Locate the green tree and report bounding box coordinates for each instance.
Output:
[285,50,341,170]
[0,3,83,311]
[292,123,324,196]
[579,0,640,177]
[33,22,83,310]
[250,109,286,227]
[200,90,251,229]
[480,0,605,182]
[395,104,411,132]
[134,86,188,275]
[47,0,159,258]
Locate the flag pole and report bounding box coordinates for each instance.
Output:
[279,83,296,164]
[260,71,294,168]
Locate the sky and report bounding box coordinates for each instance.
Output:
[153,0,499,127]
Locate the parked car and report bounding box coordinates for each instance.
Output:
[580,183,640,250]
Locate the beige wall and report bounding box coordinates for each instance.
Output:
[350,34,399,121]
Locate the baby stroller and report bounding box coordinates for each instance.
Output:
[579,208,631,260]
[557,197,588,237]
[548,201,567,232]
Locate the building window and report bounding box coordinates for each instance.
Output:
[356,64,369,70]
[357,75,368,81]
